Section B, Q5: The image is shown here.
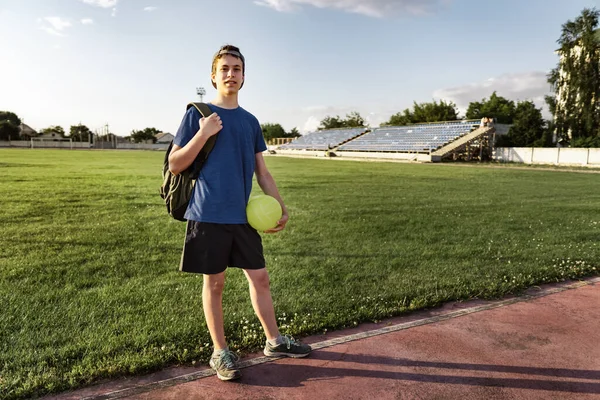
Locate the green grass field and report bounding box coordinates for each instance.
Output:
[0,149,598,399]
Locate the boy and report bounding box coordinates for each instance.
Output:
[168,45,311,381]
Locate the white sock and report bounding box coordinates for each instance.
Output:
[212,347,229,357]
[268,335,285,346]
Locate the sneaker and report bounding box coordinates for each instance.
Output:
[264,335,312,358]
[209,350,241,381]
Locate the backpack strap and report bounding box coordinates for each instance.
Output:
[187,102,213,119]
[185,102,217,179]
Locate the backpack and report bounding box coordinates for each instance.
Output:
[159,102,216,221]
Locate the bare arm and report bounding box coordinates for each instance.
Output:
[168,113,222,175]
[254,152,288,233]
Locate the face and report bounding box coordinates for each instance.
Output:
[212,54,244,94]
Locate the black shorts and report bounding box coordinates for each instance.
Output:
[179,221,265,275]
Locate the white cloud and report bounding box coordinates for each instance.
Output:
[39,26,65,37]
[80,0,118,8]
[144,6,158,12]
[80,0,118,17]
[44,16,72,31]
[81,18,94,24]
[38,16,71,36]
[255,0,297,12]
[301,105,357,132]
[302,115,321,133]
[433,71,554,118]
[364,110,394,128]
[254,0,449,18]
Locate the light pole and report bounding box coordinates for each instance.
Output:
[196,86,206,102]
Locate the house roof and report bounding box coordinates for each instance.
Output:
[155,132,173,140]
[19,123,38,136]
[21,123,36,132]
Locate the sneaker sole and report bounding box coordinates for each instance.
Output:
[209,361,241,381]
[215,371,241,381]
[263,350,310,358]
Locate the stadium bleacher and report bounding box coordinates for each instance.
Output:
[278,127,367,151]
[337,121,480,153]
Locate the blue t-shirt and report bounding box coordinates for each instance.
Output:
[173,104,267,223]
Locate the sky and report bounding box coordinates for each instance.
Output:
[1,0,599,136]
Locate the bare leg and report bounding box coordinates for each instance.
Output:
[202,272,227,350]
[243,268,280,340]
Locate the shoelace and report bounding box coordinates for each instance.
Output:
[219,350,239,369]
[282,335,298,350]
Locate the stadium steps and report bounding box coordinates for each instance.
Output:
[330,130,371,151]
[430,126,494,162]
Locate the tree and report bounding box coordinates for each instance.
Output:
[383,100,458,126]
[0,121,20,140]
[539,121,556,148]
[318,115,345,130]
[261,123,286,142]
[503,101,549,147]
[318,112,366,130]
[547,8,600,145]
[571,135,600,147]
[102,133,119,142]
[384,109,413,126]
[0,111,21,126]
[0,111,22,140]
[343,111,366,127]
[288,127,301,138]
[412,100,458,123]
[69,124,92,142]
[40,126,65,137]
[130,127,160,143]
[261,124,301,142]
[465,92,516,124]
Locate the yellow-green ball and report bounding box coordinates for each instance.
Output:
[246,195,282,231]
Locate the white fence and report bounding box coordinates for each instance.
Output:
[0,141,169,151]
[494,147,600,167]
[0,140,91,149]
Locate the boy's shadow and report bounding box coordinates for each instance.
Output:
[237,351,600,394]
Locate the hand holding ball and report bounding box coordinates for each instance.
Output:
[246,195,282,232]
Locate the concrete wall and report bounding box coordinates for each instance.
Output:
[530,148,558,164]
[495,147,600,167]
[588,148,600,164]
[274,149,326,157]
[558,148,588,165]
[273,148,431,162]
[117,143,169,150]
[334,151,431,162]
